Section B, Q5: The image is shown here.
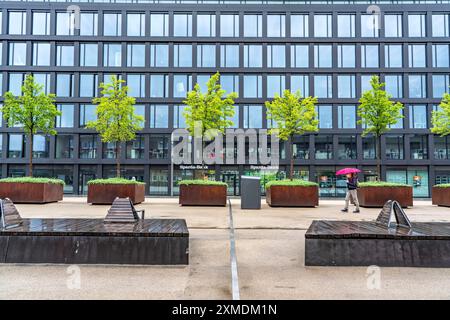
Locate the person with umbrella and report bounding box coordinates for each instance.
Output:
[336,168,361,213]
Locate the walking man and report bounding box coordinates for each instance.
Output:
[341,173,360,213]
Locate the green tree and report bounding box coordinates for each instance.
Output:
[183,72,237,167]
[265,90,318,180]
[1,75,59,176]
[358,75,404,180]
[431,91,450,137]
[87,76,143,178]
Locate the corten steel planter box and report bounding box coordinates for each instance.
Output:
[0,182,63,203]
[358,186,413,208]
[266,185,319,207]
[87,183,145,204]
[432,187,450,207]
[179,184,227,206]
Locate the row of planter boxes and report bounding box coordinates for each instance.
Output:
[0,181,449,207]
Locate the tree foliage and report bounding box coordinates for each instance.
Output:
[183,72,237,137]
[431,92,450,136]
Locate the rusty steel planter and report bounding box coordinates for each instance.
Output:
[0,182,63,203]
[87,183,145,204]
[432,187,450,207]
[358,186,413,208]
[179,184,227,206]
[266,185,319,207]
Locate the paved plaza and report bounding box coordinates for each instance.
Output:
[1,198,450,300]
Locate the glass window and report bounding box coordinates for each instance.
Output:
[55,135,74,159]
[385,135,404,160]
[8,134,24,158]
[409,74,427,98]
[56,74,74,97]
[408,14,426,37]
[220,75,239,96]
[385,75,403,98]
[293,136,309,159]
[56,104,74,128]
[291,45,309,68]
[244,14,262,37]
[360,74,377,94]
[243,75,262,98]
[173,105,186,128]
[56,44,74,66]
[127,44,145,67]
[8,73,25,96]
[196,75,211,94]
[103,43,122,67]
[126,136,145,159]
[316,105,332,129]
[127,74,145,98]
[337,14,355,37]
[103,13,121,36]
[314,45,332,68]
[149,136,170,160]
[361,45,379,68]
[432,75,450,98]
[32,43,51,66]
[174,44,192,67]
[434,135,450,160]
[221,14,239,37]
[432,44,450,68]
[33,73,50,95]
[337,75,356,98]
[291,75,309,96]
[148,105,168,128]
[149,75,169,98]
[79,74,98,97]
[338,105,356,128]
[385,44,403,68]
[390,109,404,129]
[409,105,427,129]
[80,43,98,67]
[79,104,97,127]
[197,44,216,68]
[32,12,50,35]
[197,14,215,37]
[267,45,285,68]
[314,14,332,37]
[174,13,192,37]
[432,14,449,37]
[337,45,355,68]
[361,14,379,37]
[127,13,145,36]
[9,42,26,66]
[80,12,98,36]
[410,135,428,159]
[244,45,262,68]
[220,45,239,68]
[134,104,146,128]
[8,11,26,35]
[384,14,402,37]
[315,135,333,159]
[79,135,97,159]
[243,105,262,128]
[150,13,169,36]
[408,44,426,68]
[337,135,357,160]
[32,135,50,158]
[56,12,76,35]
[267,75,285,98]
[290,14,309,37]
[150,44,169,67]
[363,135,376,160]
[267,14,285,37]
[173,74,192,98]
[314,75,332,98]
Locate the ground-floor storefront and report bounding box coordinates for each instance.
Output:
[1,163,449,198]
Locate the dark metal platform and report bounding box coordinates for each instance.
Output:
[1,218,189,265]
[305,200,450,267]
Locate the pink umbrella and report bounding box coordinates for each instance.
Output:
[336,168,361,176]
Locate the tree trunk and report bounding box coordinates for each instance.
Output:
[376,135,381,181]
[28,134,33,177]
[116,142,121,178]
[289,138,294,181]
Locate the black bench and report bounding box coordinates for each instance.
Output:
[0,199,188,265]
[305,200,450,267]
